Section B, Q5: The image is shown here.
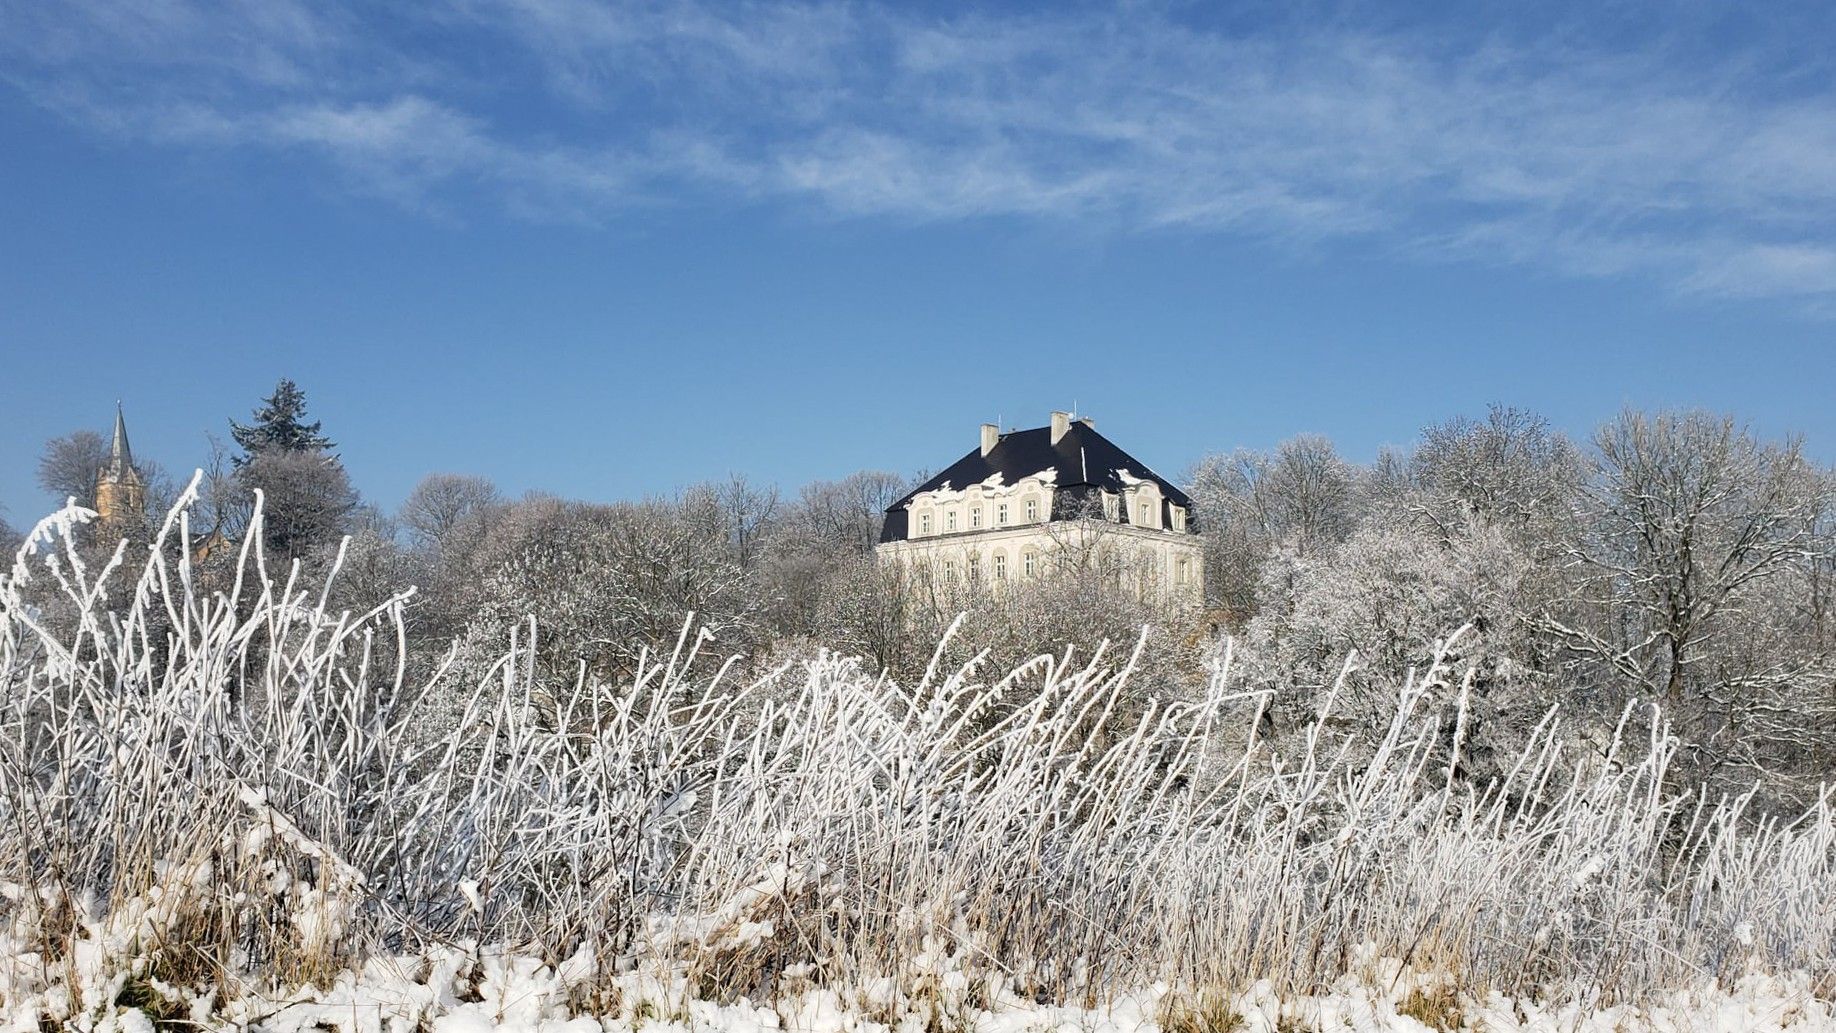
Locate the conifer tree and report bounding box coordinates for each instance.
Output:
[230,378,334,463]
[228,378,357,561]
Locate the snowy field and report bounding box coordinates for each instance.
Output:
[2,495,1833,1032]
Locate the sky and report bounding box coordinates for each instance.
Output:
[2,0,1834,524]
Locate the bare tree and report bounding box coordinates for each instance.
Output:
[320,503,417,620]
[450,493,763,686]
[1542,409,1836,796]
[1808,468,1836,657]
[1259,434,1361,550]
[36,430,107,508]
[1188,434,1360,620]
[757,471,908,636]
[713,473,779,569]
[783,471,908,554]
[196,434,247,542]
[1409,405,1583,539]
[400,474,502,552]
[806,554,922,669]
[239,449,360,563]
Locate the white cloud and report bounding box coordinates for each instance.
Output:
[6,0,1836,308]
[1685,243,1836,299]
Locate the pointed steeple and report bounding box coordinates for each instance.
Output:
[107,400,135,478]
[96,401,146,527]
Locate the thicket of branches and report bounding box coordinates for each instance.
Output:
[1192,407,1836,807]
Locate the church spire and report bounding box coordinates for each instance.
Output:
[96,401,145,528]
[107,400,134,478]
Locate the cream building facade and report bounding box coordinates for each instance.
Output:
[877,412,1203,602]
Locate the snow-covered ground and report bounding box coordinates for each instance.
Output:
[6,932,1831,1033]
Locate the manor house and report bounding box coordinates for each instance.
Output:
[877,412,1203,601]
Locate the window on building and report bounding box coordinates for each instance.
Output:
[1137,501,1151,526]
[997,503,1008,525]
[1026,498,1038,522]
[1024,550,1037,577]
[1177,558,1190,586]
[942,559,955,582]
[971,507,982,529]
[966,553,980,580]
[946,510,957,532]
[992,553,1006,580]
[1102,493,1119,520]
[1172,507,1186,531]
[919,512,932,535]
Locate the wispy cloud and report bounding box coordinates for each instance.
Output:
[6,0,1836,306]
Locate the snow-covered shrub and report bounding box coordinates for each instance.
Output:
[1239,518,1552,781]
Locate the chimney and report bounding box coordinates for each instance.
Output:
[980,423,1000,456]
[1050,410,1072,444]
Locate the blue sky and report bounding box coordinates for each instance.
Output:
[3,0,1834,523]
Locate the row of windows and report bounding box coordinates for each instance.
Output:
[1129,497,1188,531]
[917,497,1041,536]
[939,552,1191,585]
[1104,492,1185,532]
[939,550,1042,581]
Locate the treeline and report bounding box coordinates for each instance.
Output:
[1192,407,1836,805]
[14,380,1203,692]
[11,384,1836,807]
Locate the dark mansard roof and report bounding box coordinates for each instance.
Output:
[880,420,1193,544]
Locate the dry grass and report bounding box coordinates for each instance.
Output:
[1396,985,1463,1030]
[1159,989,1243,1033]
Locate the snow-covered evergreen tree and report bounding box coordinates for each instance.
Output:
[230,377,336,461]
[227,378,357,562]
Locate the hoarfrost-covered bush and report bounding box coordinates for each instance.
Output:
[1,489,1834,1032]
[447,493,764,685]
[1240,518,1554,779]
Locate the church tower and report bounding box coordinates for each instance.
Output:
[95,402,145,528]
